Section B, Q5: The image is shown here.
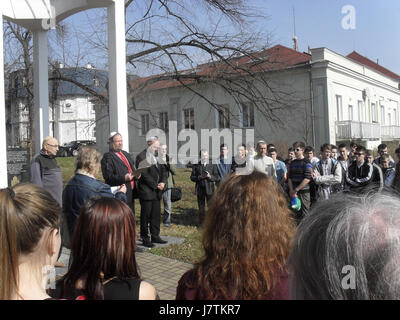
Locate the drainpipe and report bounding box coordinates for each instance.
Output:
[308,65,316,147]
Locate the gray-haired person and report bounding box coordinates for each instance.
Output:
[289,192,400,299]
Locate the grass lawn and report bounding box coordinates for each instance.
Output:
[57,157,203,265]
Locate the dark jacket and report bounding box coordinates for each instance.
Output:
[346,160,374,193]
[135,149,168,201]
[63,173,127,237]
[231,156,246,172]
[216,156,231,186]
[101,150,137,205]
[30,150,63,207]
[190,162,220,196]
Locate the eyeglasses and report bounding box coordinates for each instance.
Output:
[46,143,59,148]
[295,148,303,152]
[355,153,364,156]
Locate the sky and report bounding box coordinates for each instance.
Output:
[59,0,400,76]
[254,0,400,75]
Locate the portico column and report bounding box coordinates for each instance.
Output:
[0,14,8,187]
[33,29,50,154]
[108,0,129,151]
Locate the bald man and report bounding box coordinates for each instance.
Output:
[30,136,63,207]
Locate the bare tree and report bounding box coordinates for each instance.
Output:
[4,0,312,151]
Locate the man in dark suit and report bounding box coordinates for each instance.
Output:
[135,137,168,247]
[190,149,220,226]
[101,132,138,212]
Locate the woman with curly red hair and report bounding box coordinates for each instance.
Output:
[176,171,296,300]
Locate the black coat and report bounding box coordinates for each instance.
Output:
[135,149,168,201]
[101,150,136,205]
[190,162,220,196]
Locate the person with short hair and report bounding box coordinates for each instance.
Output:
[349,141,358,161]
[365,150,384,192]
[374,143,395,167]
[338,143,351,191]
[268,148,287,187]
[289,192,400,299]
[304,146,319,167]
[177,172,295,300]
[242,140,276,178]
[379,154,396,188]
[159,144,176,227]
[190,149,220,226]
[216,144,232,186]
[0,184,61,300]
[51,197,158,300]
[284,147,295,169]
[30,136,63,207]
[231,144,247,172]
[288,142,313,223]
[135,137,168,247]
[330,145,338,160]
[63,146,127,240]
[313,143,342,200]
[346,146,374,193]
[101,132,138,213]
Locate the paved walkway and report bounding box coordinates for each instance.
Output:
[56,236,193,300]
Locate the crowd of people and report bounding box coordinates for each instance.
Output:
[2,134,400,300]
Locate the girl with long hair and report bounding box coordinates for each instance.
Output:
[52,197,157,300]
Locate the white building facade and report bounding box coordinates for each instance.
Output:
[7,67,106,146]
[95,44,400,160]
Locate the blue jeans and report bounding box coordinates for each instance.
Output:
[162,189,172,225]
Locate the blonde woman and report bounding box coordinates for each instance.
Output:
[0,184,62,300]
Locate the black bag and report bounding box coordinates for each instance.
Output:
[169,187,182,202]
[168,171,182,202]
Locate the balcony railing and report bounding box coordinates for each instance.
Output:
[381,125,400,140]
[336,121,380,140]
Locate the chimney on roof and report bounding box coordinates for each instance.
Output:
[308,45,311,55]
[293,36,298,52]
[376,58,379,65]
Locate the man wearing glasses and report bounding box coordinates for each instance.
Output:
[346,146,374,193]
[30,136,65,267]
[30,136,63,207]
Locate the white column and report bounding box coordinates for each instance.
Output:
[33,30,49,154]
[108,0,129,151]
[0,14,8,187]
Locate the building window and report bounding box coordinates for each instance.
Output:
[140,114,150,136]
[394,109,398,126]
[336,95,343,121]
[159,112,169,132]
[371,103,377,123]
[358,100,363,122]
[183,108,195,130]
[380,105,385,124]
[241,102,255,127]
[348,105,353,121]
[217,105,230,129]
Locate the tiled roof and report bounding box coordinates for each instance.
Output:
[347,51,400,80]
[129,44,312,92]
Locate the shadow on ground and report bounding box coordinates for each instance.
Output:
[170,207,199,227]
